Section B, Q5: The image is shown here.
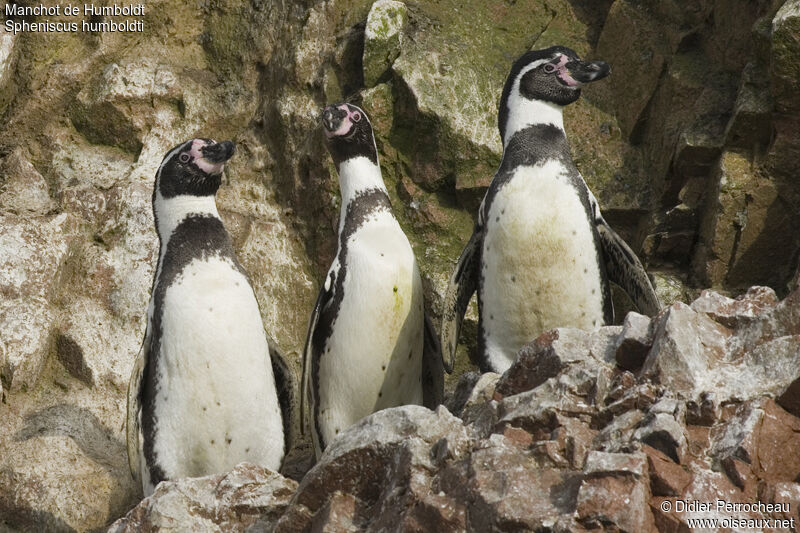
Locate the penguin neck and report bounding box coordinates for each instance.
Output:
[502,98,565,149]
[337,156,389,231]
[153,192,220,250]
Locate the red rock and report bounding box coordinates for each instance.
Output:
[720,456,758,497]
[753,400,800,484]
[760,482,800,524]
[690,286,778,328]
[310,491,360,533]
[643,445,691,497]
[577,452,657,532]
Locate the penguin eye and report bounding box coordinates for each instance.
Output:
[351,111,362,122]
[179,153,191,163]
[543,63,557,74]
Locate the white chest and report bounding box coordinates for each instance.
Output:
[315,214,424,449]
[149,255,284,481]
[480,162,606,371]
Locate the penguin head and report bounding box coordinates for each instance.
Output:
[321,103,378,169]
[498,46,610,143]
[155,138,236,199]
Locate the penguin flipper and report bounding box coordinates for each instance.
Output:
[268,340,297,457]
[126,336,147,485]
[422,312,444,408]
[301,272,334,440]
[440,227,482,374]
[595,215,661,318]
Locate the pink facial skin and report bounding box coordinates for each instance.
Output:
[324,104,361,138]
[188,139,225,174]
[554,55,580,87]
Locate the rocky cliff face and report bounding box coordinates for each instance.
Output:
[0,0,798,531]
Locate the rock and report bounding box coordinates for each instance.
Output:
[771,1,800,115]
[0,148,55,216]
[643,292,800,405]
[634,412,688,464]
[692,151,794,291]
[108,463,297,532]
[672,122,726,180]
[576,451,657,532]
[277,406,470,532]
[650,271,696,308]
[615,312,654,371]
[445,370,499,418]
[690,286,778,328]
[0,30,15,88]
[451,436,581,531]
[643,445,692,497]
[641,302,730,400]
[495,327,615,398]
[725,62,773,150]
[363,0,408,87]
[0,214,70,392]
[596,0,671,139]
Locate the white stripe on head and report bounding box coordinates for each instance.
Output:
[503,58,565,147]
[189,139,225,174]
[152,140,221,243]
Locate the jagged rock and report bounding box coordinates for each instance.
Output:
[641,302,730,399]
[615,312,654,371]
[0,31,15,87]
[496,327,617,398]
[276,406,470,532]
[725,62,773,150]
[771,0,800,114]
[576,451,657,532]
[690,286,778,328]
[107,464,297,532]
[634,412,688,464]
[596,0,671,140]
[0,148,55,216]
[643,445,692,497]
[643,295,800,404]
[363,0,407,87]
[693,151,792,290]
[446,370,499,419]
[0,214,70,392]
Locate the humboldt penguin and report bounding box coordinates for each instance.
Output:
[302,103,443,459]
[126,138,293,495]
[441,46,661,374]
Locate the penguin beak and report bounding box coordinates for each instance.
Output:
[202,140,236,163]
[565,59,611,84]
[321,105,348,135]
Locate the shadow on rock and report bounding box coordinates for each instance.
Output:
[13,403,140,525]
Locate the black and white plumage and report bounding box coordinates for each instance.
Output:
[441,46,661,374]
[126,138,292,495]
[302,103,443,459]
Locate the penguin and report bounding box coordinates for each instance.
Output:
[301,103,443,459]
[126,138,294,495]
[441,46,661,375]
